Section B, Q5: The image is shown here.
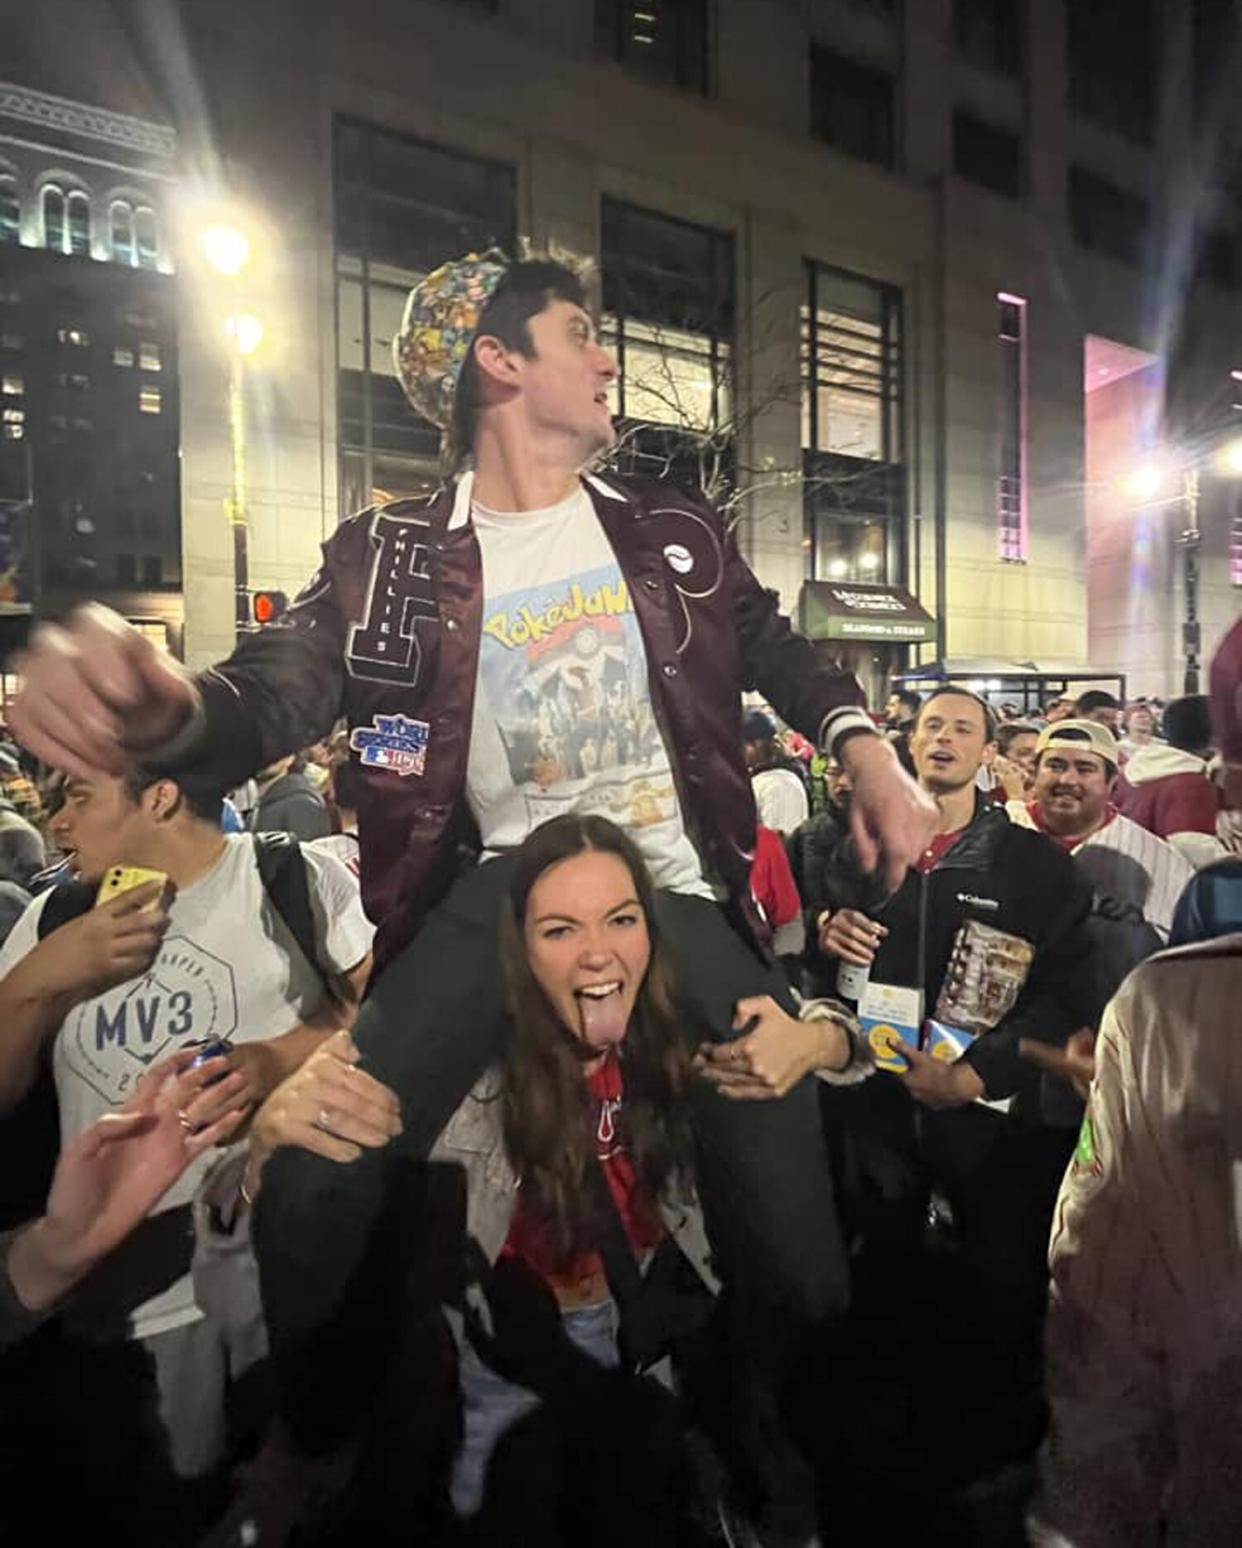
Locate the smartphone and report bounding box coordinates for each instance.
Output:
[186,1038,235,1087]
[94,865,170,909]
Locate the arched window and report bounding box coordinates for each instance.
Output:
[134,205,158,269]
[110,200,135,266]
[0,175,19,246]
[42,185,65,252]
[66,190,91,256]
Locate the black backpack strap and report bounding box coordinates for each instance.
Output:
[35,878,96,938]
[251,832,337,1003]
[588,1161,713,1373]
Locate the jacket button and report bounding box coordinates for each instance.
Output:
[444,617,460,632]
[643,577,662,592]
[661,662,678,678]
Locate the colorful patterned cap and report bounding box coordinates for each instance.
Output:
[392,249,509,430]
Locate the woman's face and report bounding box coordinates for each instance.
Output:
[1127,706,1155,736]
[524,849,651,1060]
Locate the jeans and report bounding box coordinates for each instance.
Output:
[450,1299,621,1518]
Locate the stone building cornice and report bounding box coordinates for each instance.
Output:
[0,82,175,159]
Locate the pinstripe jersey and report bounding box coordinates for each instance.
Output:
[1007,803,1194,941]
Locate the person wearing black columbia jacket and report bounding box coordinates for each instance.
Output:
[815,687,1095,1510]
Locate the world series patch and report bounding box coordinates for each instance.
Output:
[350,713,431,777]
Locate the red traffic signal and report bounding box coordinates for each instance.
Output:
[251,590,288,626]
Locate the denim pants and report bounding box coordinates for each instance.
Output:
[450,1299,621,1518]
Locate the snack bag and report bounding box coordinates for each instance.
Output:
[933,919,1033,1036]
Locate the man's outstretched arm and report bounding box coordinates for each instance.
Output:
[9,556,348,791]
[726,527,935,892]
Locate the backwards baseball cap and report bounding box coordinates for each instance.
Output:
[392,249,509,431]
[1034,718,1121,771]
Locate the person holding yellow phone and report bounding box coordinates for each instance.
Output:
[0,758,373,1531]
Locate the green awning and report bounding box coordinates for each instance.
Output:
[800,581,935,643]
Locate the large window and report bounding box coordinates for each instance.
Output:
[601,198,734,485]
[996,292,1027,563]
[802,263,904,584]
[810,46,895,169]
[41,187,90,256]
[1067,0,1154,143]
[954,0,1022,76]
[595,0,709,95]
[801,262,901,463]
[1069,167,1150,266]
[333,118,517,511]
[42,187,64,252]
[0,176,18,245]
[953,112,1022,198]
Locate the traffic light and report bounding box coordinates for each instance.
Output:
[251,589,288,626]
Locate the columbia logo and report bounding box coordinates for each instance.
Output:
[957,893,999,910]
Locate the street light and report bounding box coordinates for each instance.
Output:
[225,313,264,357]
[201,222,251,277]
[1123,447,1239,695]
[220,309,263,639]
[1122,461,1167,504]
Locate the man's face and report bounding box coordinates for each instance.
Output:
[1083,703,1121,734]
[48,773,154,881]
[1126,706,1155,738]
[885,694,910,727]
[1031,750,1113,836]
[826,758,853,815]
[512,301,618,460]
[910,694,992,795]
[743,738,773,774]
[1007,730,1039,780]
[1045,700,1074,723]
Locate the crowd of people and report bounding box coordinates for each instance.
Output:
[0,247,1239,1547]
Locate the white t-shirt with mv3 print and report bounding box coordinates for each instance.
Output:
[0,834,375,1338]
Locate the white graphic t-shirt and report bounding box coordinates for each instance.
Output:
[0,835,374,1338]
[466,488,709,897]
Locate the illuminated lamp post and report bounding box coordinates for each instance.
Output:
[200,220,262,640]
[1123,439,1242,695]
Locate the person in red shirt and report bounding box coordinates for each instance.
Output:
[749,823,804,960]
[1115,695,1224,867]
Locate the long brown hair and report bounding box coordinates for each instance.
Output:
[499,815,693,1263]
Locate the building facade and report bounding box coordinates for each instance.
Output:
[0,80,182,658]
[6,0,1242,703]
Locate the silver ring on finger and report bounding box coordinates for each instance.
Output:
[177,1110,195,1133]
[314,1106,333,1132]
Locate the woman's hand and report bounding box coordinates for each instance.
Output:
[8,1051,244,1311]
[242,1030,402,1200]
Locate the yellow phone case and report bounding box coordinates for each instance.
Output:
[94,865,169,908]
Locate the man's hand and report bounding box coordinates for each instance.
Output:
[13,881,170,1003]
[992,753,1029,802]
[898,1045,985,1109]
[839,734,937,893]
[693,994,850,1101]
[819,907,887,965]
[1020,1028,1096,1101]
[8,603,200,778]
[8,1051,245,1312]
[242,1029,403,1198]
